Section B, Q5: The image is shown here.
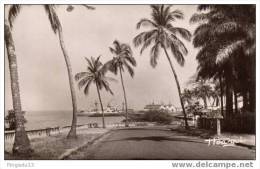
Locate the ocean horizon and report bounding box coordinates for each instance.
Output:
[5,110,124,130]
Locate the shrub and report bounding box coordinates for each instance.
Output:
[142,110,173,124]
[5,110,27,130]
[185,101,203,116]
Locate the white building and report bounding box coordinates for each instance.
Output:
[144,103,177,113]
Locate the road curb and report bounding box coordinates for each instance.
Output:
[58,129,112,160]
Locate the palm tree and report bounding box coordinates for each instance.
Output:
[106,40,136,127]
[75,56,115,128]
[133,5,191,129]
[44,5,95,138]
[181,89,194,106]
[7,5,94,139]
[193,81,213,109]
[5,5,32,155]
[190,5,255,117]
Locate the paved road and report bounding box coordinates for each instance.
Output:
[70,127,255,160]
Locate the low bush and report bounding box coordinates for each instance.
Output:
[142,110,173,124]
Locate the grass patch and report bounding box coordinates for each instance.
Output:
[5,129,107,160]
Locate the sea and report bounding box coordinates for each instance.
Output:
[10,111,124,130]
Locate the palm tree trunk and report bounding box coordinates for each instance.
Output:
[119,68,129,127]
[203,97,207,109]
[5,20,32,155]
[234,90,238,114]
[225,70,233,119]
[163,47,189,129]
[57,27,78,139]
[219,75,224,117]
[96,83,105,128]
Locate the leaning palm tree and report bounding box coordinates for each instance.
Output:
[7,5,94,139]
[44,5,95,138]
[5,5,32,155]
[133,5,191,129]
[106,40,136,127]
[75,56,115,128]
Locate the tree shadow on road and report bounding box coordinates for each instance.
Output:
[104,136,205,144]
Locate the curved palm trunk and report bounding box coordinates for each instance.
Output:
[57,27,78,139]
[119,68,129,127]
[96,83,106,128]
[163,47,189,129]
[5,20,32,155]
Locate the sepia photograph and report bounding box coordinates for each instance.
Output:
[2,2,257,166]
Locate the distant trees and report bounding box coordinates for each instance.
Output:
[106,40,137,127]
[133,5,191,129]
[75,56,115,128]
[5,110,27,131]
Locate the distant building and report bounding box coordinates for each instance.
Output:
[144,103,177,113]
[144,104,161,110]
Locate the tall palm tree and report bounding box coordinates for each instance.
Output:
[190,5,255,117]
[106,40,136,127]
[7,5,94,139]
[5,5,32,155]
[75,56,115,128]
[44,5,95,138]
[133,5,191,129]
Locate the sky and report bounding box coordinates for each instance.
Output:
[5,5,199,111]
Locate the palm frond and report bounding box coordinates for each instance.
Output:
[125,56,137,67]
[133,29,157,47]
[190,13,209,24]
[170,43,185,66]
[166,9,184,22]
[212,21,241,36]
[67,5,95,12]
[101,80,114,95]
[170,34,188,55]
[77,76,91,89]
[216,40,245,64]
[120,44,133,56]
[44,5,61,33]
[85,57,94,70]
[197,5,213,11]
[109,47,117,54]
[75,72,88,81]
[139,34,157,54]
[193,24,211,48]
[94,55,103,70]
[122,60,135,77]
[150,42,160,67]
[136,18,158,29]
[82,5,95,10]
[112,40,121,52]
[167,25,191,41]
[8,5,21,28]
[83,79,93,95]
